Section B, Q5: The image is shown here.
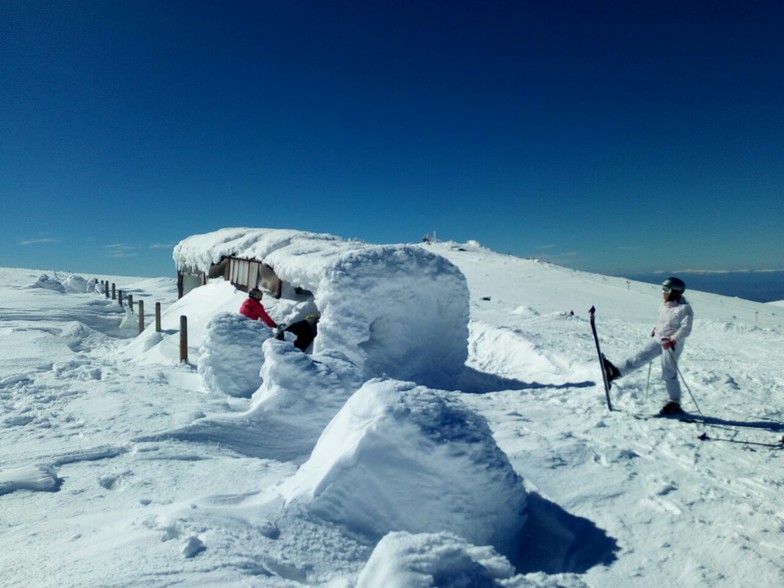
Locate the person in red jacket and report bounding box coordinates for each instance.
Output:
[239,288,278,328]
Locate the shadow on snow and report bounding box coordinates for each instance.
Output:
[453,366,594,395]
[513,492,619,574]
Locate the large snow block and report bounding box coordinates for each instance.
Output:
[281,379,528,558]
[315,245,469,389]
[198,312,273,397]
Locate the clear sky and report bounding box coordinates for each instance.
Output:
[2,0,783,278]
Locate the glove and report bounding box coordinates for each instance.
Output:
[661,337,676,350]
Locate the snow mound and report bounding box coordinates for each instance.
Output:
[29,274,65,293]
[86,277,101,293]
[281,379,528,558]
[0,465,60,495]
[467,321,575,385]
[198,312,273,397]
[26,273,87,293]
[63,274,89,293]
[357,531,516,588]
[252,338,362,414]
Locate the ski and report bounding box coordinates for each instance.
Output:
[588,306,613,411]
[629,413,784,449]
[690,414,784,432]
[697,432,784,450]
[630,412,784,432]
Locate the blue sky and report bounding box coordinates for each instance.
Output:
[2,1,783,278]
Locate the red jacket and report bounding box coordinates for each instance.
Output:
[239,298,277,328]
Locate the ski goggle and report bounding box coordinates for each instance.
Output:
[662,286,672,293]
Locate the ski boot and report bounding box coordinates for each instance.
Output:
[659,401,684,416]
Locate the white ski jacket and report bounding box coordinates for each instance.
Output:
[654,297,693,343]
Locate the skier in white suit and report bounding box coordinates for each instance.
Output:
[603,277,694,415]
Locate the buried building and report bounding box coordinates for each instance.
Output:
[173,228,470,388]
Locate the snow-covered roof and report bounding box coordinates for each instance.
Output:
[174,228,347,289]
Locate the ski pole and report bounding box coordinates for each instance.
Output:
[644,362,652,402]
[668,348,703,416]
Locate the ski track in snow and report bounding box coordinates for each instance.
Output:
[1,250,783,587]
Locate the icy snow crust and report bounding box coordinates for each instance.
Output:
[2,235,784,587]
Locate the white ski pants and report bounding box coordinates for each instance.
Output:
[620,339,684,402]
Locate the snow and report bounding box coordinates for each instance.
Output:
[1,232,784,587]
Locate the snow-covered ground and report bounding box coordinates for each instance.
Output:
[1,237,783,587]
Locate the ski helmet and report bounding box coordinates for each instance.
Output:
[661,277,685,293]
[249,288,263,300]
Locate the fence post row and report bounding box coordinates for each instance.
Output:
[100,280,164,335]
[98,280,187,357]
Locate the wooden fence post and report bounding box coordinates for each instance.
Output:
[112,283,116,300]
[155,302,162,333]
[179,315,188,363]
[104,281,109,298]
[138,300,144,334]
[118,290,123,306]
[128,294,133,310]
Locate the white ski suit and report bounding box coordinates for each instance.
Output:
[619,297,694,402]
